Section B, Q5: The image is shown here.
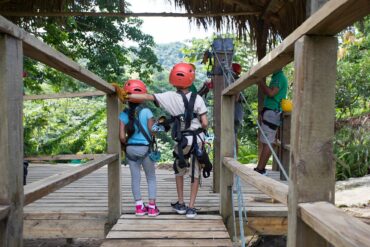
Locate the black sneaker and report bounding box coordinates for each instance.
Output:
[254,167,267,175]
[171,201,187,215]
[186,207,197,219]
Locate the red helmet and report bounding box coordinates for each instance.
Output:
[232,63,242,75]
[169,62,195,88]
[123,79,147,103]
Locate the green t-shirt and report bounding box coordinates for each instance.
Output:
[263,70,288,111]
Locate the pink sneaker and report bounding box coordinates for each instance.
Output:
[135,204,148,216]
[148,205,160,217]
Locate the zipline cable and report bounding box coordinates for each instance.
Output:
[213,45,247,247]
[213,48,290,181]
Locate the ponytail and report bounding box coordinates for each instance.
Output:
[125,102,139,140]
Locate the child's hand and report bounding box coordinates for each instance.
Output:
[112,83,129,102]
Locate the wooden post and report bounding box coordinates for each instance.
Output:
[287,35,337,247]
[0,34,24,247]
[220,94,235,237]
[212,40,233,193]
[107,95,121,226]
[280,113,291,180]
[213,72,224,193]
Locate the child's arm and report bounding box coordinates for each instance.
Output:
[147,117,155,136]
[200,114,208,129]
[128,94,155,102]
[119,121,126,145]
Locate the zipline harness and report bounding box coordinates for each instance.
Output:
[157,91,213,183]
[124,106,161,162]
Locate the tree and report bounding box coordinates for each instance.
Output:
[21,1,161,94]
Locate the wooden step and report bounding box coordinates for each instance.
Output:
[101,214,233,247]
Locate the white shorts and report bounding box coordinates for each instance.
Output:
[260,121,278,144]
[259,110,281,144]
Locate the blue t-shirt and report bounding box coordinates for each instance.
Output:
[119,108,153,145]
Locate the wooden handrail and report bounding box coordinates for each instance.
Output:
[0,15,115,94]
[25,154,104,162]
[24,154,118,205]
[24,91,106,101]
[222,0,370,96]
[299,202,370,247]
[223,157,288,205]
[0,205,10,221]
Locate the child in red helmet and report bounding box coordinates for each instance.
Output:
[119,79,159,217]
[126,63,209,219]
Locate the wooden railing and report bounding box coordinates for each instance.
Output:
[0,15,121,246]
[219,0,370,246]
[24,154,118,205]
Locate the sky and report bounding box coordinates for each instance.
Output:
[126,0,216,44]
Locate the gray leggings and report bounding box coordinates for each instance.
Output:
[126,145,156,201]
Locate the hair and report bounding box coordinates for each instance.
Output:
[125,102,140,140]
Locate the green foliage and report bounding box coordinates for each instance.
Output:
[155,42,186,70]
[21,2,161,94]
[335,124,369,180]
[336,16,370,119]
[24,98,106,156]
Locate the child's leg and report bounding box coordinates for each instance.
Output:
[188,154,201,208]
[189,177,199,208]
[175,175,184,203]
[126,146,145,202]
[142,155,156,204]
[128,159,142,201]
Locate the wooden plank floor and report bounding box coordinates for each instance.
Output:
[25,164,287,216]
[101,215,233,247]
[24,163,288,238]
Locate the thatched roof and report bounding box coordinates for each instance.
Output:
[171,0,307,57]
[0,0,308,57]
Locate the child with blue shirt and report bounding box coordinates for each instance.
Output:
[118,79,159,217]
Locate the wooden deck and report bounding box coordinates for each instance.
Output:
[24,163,288,239]
[101,214,233,247]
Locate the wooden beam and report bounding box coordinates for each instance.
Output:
[299,202,370,247]
[1,11,260,18]
[25,154,106,161]
[223,158,288,205]
[0,205,10,221]
[0,34,24,247]
[219,95,235,238]
[245,216,287,236]
[287,35,337,247]
[213,47,232,193]
[0,15,115,93]
[24,217,106,239]
[107,95,122,225]
[280,113,291,180]
[222,0,370,96]
[24,91,105,101]
[24,154,118,205]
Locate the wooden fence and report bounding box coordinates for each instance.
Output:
[219,0,370,247]
[0,15,121,246]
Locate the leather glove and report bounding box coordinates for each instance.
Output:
[112,83,129,103]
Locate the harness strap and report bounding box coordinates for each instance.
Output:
[132,108,155,151]
[261,108,280,130]
[177,91,197,129]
